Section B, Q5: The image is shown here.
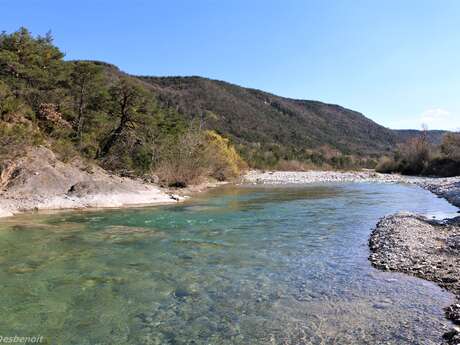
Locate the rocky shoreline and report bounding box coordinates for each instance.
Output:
[243,170,460,207]
[369,194,460,343]
[370,214,460,345]
[2,164,459,219]
[420,179,460,209]
[0,146,230,218]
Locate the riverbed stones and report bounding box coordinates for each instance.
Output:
[369,213,460,345]
[447,235,460,252]
[446,304,460,325]
[443,329,460,345]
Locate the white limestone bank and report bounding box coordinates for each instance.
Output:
[0,146,182,218]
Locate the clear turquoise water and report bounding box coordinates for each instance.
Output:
[0,183,457,345]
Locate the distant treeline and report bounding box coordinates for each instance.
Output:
[376,130,460,177]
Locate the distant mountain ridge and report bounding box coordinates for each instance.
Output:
[394,129,446,146]
[135,75,443,154]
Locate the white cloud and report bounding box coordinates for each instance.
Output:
[419,108,459,131]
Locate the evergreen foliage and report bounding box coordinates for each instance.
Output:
[0,28,246,185]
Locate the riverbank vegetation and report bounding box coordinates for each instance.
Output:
[376,130,460,177]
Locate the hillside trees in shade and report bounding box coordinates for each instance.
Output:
[0,80,31,121]
[99,77,165,174]
[69,61,108,149]
[99,78,146,157]
[141,76,436,169]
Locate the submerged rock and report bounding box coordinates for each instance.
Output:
[173,288,191,299]
[446,304,460,325]
[7,265,36,274]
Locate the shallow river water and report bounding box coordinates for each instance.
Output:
[0,183,458,345]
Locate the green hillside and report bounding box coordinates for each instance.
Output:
[141,76,396,153]
[1,27,455,182]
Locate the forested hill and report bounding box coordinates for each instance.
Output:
[140,76,397,155]
[0,28,449,182]
[137,75,448,166]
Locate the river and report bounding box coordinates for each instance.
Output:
[0,183,457,344]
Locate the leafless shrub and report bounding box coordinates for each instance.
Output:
[275,159,318,171]
[375,156,397,173]
[441,132,460,161]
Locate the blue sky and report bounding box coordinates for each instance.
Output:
[2,0,459,130]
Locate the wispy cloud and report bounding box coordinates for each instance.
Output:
[419,108,458,130]
[387,108,459,131]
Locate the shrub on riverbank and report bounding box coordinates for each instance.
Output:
[204,130,248,181]
[154,128,247,187]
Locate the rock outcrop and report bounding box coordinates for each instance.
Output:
[0,146,180,217]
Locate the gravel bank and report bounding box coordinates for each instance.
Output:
[242,170,418,184]
[369,215,460,344]
[420,179,460,208]
[244,169,458,186]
